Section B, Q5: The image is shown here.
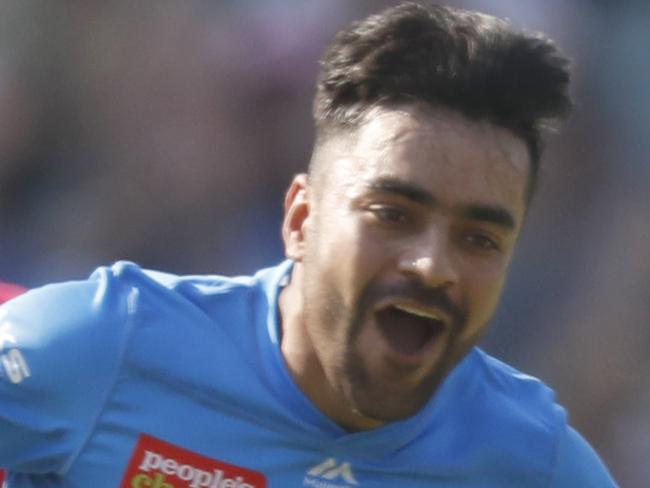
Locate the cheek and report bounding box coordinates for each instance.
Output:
[310,213,389,295]
[459,259,509,332]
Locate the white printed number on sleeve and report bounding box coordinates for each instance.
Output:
[2,348,31,384]
[0,322,31,384]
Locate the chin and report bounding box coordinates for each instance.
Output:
[362,402,424,423]
[344,369,445,423]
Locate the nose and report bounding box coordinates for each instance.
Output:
[398,229,459,289]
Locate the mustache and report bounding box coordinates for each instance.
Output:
[357,280,465,327]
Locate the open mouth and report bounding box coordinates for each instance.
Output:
[375,304,446,356]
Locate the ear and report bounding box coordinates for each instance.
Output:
[282,173,311,262]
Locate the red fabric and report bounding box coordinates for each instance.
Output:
[0,282,26,304]
[0,469,4,484]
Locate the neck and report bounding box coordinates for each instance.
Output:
[278,265,384,432]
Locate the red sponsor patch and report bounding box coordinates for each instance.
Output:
[120,434,267,488]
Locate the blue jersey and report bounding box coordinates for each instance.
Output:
[0,261,617,487]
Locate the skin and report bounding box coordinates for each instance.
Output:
[280,103,530,431]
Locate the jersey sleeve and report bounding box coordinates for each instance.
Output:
[0,266,134,475]
[551,425,619,487]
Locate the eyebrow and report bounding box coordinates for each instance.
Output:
[365,177,516,230]
[366,178,435,206]
[461,204,516,230]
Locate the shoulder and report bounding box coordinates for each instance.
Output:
[0,263,144,472]
[0,260,275,345]
[0,262,287,474]
[431,350,562,484]
[2,262,138,341]
[118,261,274,311]
[471,349,561,424]
[550,426,618,486]
[0,262,146,389]
[463,350,617,486]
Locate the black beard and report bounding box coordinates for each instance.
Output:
[336,279,469,422]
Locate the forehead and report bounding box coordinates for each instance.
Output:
[317,104,530,217]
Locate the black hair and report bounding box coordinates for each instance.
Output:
[312,2,572,200]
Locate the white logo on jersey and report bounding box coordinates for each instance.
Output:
[304,458,358,487]
[1,348,30,384]
[0,321,30,384]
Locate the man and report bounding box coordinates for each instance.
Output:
[0,3,617,487]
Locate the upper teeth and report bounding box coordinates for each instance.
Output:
[394,304,442,321]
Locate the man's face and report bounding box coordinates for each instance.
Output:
[283,104,529,427]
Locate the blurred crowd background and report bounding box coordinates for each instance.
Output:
[0,0,647,485]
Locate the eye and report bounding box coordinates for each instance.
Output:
[463,232,500,252]
[367,204,408,224]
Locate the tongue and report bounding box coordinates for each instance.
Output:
[376,307,438,355]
